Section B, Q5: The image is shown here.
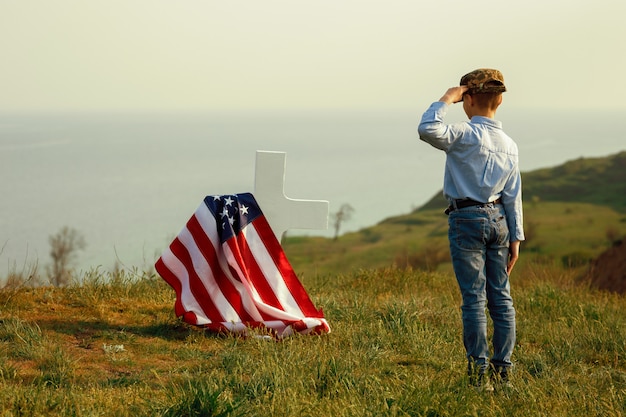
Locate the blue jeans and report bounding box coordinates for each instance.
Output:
[448,203,516,375]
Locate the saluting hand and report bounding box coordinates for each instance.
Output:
[439,86,469,105]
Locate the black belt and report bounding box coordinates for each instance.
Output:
[445,198,501,215]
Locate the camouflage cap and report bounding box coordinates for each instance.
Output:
[460,68,507,94]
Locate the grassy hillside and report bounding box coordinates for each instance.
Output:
[284,201,626,279]
[2,261,626,416]
[1,152,625,416]
[523,151,626,212]
[283,151,626,278]
[418,151,626,213]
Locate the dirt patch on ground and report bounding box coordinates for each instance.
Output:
[583,239,626,294]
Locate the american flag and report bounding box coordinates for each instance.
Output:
[155,193,330,337]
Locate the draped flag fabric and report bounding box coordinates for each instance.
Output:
[155,193,330,338]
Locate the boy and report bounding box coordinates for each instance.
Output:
[417,68,524,389]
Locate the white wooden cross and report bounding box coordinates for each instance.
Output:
[253,150,329,243]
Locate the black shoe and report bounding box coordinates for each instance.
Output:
[469,373,494,392]
[491,368,513,390]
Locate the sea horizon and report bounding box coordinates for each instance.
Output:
[1,107,625,276]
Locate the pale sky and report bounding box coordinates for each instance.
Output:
[1,0,625,113]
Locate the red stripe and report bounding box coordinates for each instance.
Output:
[183,311,199,326]
[169,237,224,324]
[225,241,276,322]
[154,257,186,319]
[186,215,256,323]
[224,264,274,323]
[200,321,275,335]
[228,229,284,313]
[252,215,324,318]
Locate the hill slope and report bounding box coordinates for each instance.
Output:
[583,238,626,293]
[417,151,626,213]
[284,151,626,277]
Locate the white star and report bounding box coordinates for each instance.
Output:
[240,205,249,215]
[220,207,229,218]
[224,196,234,206]
[227,216,235,225]
[212,195,221,201]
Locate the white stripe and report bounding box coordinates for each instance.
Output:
[245,224,304,315]
[177,224,241,323]
[193,202,264,322]
[221,238,269,321]
[222,224,305,322]
[219,322,249,333]
[159,246,210,326]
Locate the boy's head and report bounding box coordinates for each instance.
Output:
[460,68,506,114]
[460,68,506,95]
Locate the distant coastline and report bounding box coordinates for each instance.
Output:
[1,109,624,271]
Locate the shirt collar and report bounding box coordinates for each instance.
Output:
[470,116,502,128]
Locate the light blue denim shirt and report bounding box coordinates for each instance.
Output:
[418,101,525,242]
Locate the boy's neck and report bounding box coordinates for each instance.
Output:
[468,109,497,119]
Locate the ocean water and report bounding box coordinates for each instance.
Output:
[1,108,624,273]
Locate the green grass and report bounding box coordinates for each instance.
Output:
[283,201,626,278]
[522,151,626,212]
[1,151,625,415]
[417,151,626,213]
[1,262,625,416]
